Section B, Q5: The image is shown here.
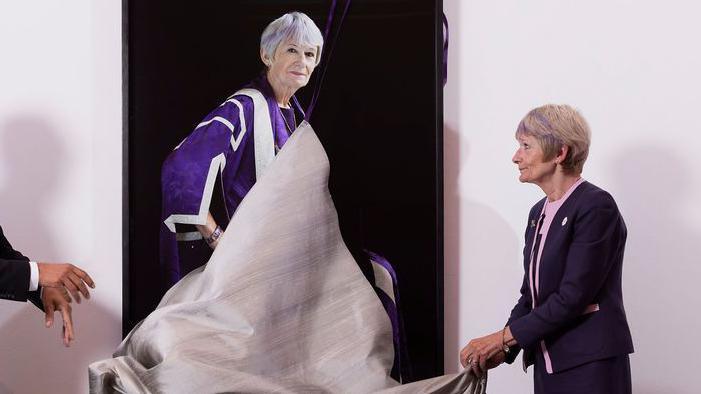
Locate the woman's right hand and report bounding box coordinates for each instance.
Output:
[485,350,506,370]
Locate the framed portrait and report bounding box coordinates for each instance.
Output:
[124,0,444,380]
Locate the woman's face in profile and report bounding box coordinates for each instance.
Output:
[268,39,318,92]
[512,133,555,185]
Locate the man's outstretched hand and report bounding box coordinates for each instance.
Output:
[38,262,95,303]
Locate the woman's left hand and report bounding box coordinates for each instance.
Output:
[459,330,505,376]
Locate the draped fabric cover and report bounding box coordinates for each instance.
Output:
[90,123,485,393]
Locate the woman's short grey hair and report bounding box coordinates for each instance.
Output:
[260,12,324,65]
[515,104,591,175]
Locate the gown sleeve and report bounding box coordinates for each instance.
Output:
[159,95,255,286]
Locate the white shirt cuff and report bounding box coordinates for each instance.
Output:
[28,261,39,291]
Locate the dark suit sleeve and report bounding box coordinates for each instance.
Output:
[0,259,31,301]
[503,273,531,363]
[509,194,625,349]
[503,213,538,364]
[1,225,29,261]
[0,225,42,307]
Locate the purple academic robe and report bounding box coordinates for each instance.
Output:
[160,74,303,286]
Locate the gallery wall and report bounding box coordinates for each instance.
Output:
[0,2,122,393]
[443,1,701,393]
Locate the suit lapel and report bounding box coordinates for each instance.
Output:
[537,181,591,282]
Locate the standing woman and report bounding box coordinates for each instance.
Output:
[460,105,634,393]
[160,12,323,287]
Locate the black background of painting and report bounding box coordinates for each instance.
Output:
[124,0,444,380]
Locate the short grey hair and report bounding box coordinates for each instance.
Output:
[515,104,591,175]
[260,12,324,65]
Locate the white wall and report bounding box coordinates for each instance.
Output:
[0,2,122,393]
[444,1,701,393]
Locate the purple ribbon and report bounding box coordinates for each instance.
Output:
[305,0,352,121]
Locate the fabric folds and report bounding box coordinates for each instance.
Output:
[90,123,485,394]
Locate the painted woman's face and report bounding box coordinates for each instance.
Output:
[266,39,318,93]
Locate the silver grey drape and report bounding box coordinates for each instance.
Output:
[89,123,486,394]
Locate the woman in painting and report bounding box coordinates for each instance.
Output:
[153,10,410,386]
[160,12,323,286]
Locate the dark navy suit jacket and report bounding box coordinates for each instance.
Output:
[505,181,634,373]
[0,225,42,308]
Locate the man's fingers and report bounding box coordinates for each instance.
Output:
[67,272,90,299]
[39,263,96,291]
[60,306,74,347]
[72,267,96,288]
[61,278,82,304]
[44,304,55,328]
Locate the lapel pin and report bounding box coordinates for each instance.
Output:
[530,219,536,228]
[562,217,568,226]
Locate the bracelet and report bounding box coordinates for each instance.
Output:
[501,327,510,354]
[205,226,223,246]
